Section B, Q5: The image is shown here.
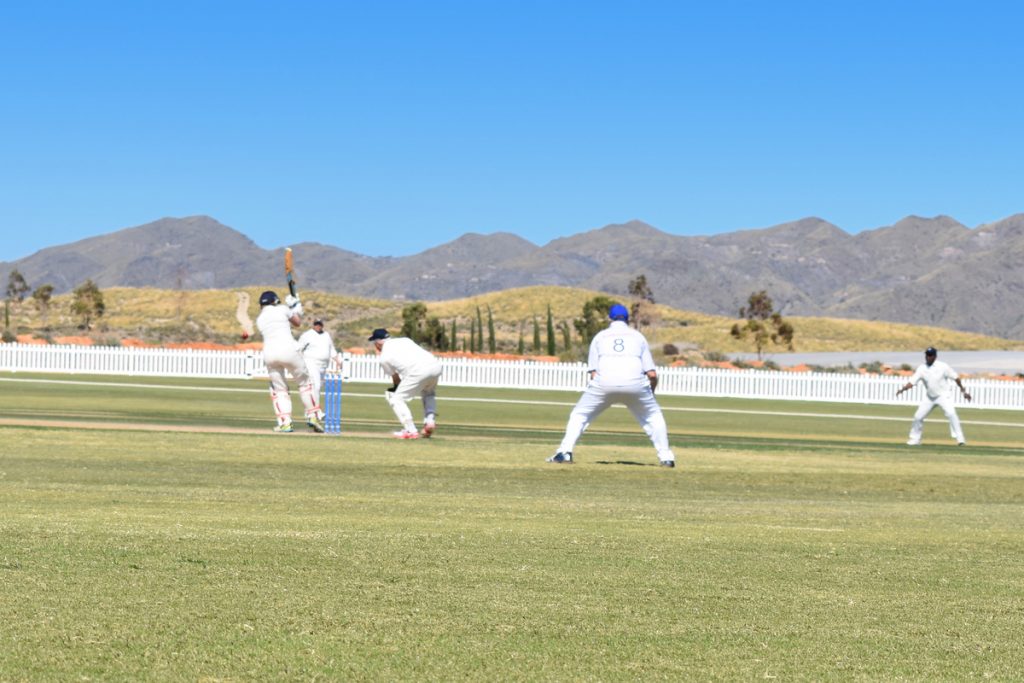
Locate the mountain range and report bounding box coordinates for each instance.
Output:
[3,213,1023,339]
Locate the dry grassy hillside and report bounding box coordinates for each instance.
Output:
[6,285,1023,358]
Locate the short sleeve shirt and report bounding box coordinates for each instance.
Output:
[910,360,959,400]
[298,329,338,366]
[588,320,655,387]
[378,337,438,377]
[256,305,298,352]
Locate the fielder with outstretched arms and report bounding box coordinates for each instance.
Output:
[255,290,325,433]
[298,318,342,397]
[548,303,675,467]
[368,328,443,439]
[896,346,971,446]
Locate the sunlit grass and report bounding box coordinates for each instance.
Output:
[1,377,1023,679]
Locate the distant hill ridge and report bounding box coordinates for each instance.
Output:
[2,213,1023,339]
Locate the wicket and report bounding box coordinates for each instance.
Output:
[323,372,342,434]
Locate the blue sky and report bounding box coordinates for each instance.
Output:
[2,1,1022,260]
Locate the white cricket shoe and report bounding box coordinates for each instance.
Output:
[393,430,420,440]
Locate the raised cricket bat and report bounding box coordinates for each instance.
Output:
[284,247,298,299]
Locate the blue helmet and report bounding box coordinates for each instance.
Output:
[608,303,629,321]
[259,290,280,306]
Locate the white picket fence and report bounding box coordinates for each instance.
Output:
[1,343,1022,410]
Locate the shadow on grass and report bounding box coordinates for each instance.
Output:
[594,459,650,466]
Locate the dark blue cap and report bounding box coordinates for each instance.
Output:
[368,328,390,341]
[608,303,629,321]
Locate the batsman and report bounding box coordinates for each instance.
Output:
[253,248,325,433]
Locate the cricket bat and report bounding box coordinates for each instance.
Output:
[284,247,298,299]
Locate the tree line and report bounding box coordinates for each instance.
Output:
[3,270,105,342]
[398,278,794,362]
[4,269,794,360]
[396,275,668,358]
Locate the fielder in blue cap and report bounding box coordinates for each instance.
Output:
[548,302,676,467]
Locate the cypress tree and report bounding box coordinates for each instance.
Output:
[487,305,496,354]
[475,306,484,352]
[546,305,556,356]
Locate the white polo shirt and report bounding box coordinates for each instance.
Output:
[588,320,656,387]
[378,337,439,377]
[909,360,959,400]
[256,305,298,353]
[298,328,339,369]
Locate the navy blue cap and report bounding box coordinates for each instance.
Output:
[368,328,390,341]
[608,303,629,321]
[925,347,937,356]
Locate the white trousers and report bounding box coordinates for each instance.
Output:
[264,346,320,425]
[908,394,965,445]
[305,359,328,396]
[386,362,443,431]
[558,380,674,462]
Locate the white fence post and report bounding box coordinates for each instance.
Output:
[1,342,1022,410]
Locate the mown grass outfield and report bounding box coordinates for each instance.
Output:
[1,372,1023,680]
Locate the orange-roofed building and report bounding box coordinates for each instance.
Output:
[700,361,739,370]
[120,338,157,347]
[53,336,94,346]
[14,335,48,345]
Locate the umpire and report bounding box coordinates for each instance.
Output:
[548,303,676,467]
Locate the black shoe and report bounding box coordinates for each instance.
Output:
[659,460,675,468]
[547,452,573,464]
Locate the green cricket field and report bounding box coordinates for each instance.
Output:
[1,373,1022,680]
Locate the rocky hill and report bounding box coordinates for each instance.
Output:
[2,213,1023,339]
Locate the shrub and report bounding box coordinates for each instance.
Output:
[859,361,885,374]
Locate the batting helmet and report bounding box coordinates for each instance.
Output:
[259,290,280,306]
[608,303,629,321]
